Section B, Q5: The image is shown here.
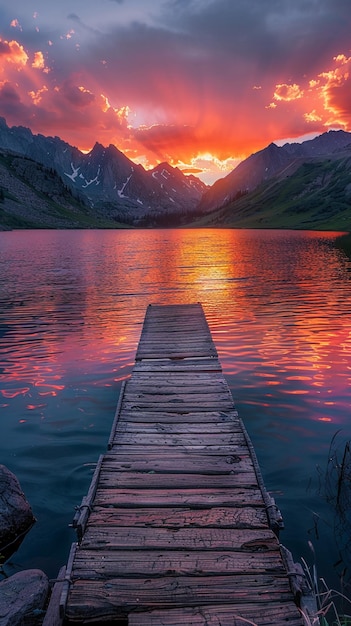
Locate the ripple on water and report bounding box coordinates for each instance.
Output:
[0,228,351,589]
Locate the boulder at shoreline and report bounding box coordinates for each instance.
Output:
[0,569,49,625]
[0,465,36,559]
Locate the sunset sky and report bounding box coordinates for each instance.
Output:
[0,0,351,184]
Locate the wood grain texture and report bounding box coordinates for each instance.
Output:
[64,303,304,625]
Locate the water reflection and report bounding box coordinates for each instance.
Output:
[0,228,351,592]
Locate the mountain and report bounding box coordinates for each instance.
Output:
[198,129,351,215]
[192,151,351,230]
[0,118,207,227]
[0,151,129,230]
[2,116,351,231]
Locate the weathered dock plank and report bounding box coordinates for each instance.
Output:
[115,420,243,433]
[92,486,266,507]
[80,526,278,550]
[107,443,250,454]
[97,470,257,488]
[133,358,222,371]
[63,303,305,625]
[114,408,239,423]
[67,575,295,611]
[101,452,251,474]
[128,603,305,626]
[71,548,287,577]
[86,505,270,529]
[110,432,247,446]
[42,565,66,626]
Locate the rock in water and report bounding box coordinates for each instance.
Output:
[0,465,35,559]
[0,569,49,625]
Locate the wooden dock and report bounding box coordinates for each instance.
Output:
[59,303,307,625]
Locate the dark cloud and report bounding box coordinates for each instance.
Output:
[0,82,30,122]
[60,81,95,107]
[158,0,351,76]
[1,0,351,182]
[72,0,350,113]
[0,41,11,55]
[0,81,21,104]
[67,12,101,35]
[67,13,80,22]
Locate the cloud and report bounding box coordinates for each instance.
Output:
[0,40,9,54]
[0,80,21,104]
[317,54,351,128]
[273,84,304,102]
[0,38,28,68]
[67,13,80,22]
[0,0,351,183]
[0,80,28,119]
[32,50,45,69]
[10,19,22,31]
[67,12,101,35]
[60,80,95,107]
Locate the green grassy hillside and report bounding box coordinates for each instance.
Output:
[193,157,351,231]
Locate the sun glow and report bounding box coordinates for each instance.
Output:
[1,19,351,184]
[177,153,242,185]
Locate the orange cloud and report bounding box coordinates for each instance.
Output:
[32,51,45,70]
[269,53,351,138]
[273,83,304,102]
[0,0,351,185]
[29,85,48,105]
[100,94,130,123]
[304,110,322,123]
[0,38,28,70]
[1,26,351,184]
[317,54,351,128]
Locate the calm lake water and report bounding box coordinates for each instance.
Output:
[1,228,351,596]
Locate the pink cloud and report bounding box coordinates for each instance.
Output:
[0,0,351,182]
[60,80,95,107]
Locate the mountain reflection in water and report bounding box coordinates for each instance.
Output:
[0,228,351,594]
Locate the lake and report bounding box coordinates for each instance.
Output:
[1,228,351,599]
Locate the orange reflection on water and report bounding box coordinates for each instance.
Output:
[1,228,350,428]
[26,404,47,410]
[34,383,65,391]
[1,387,30,398]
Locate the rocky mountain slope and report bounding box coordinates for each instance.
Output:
[0,117,206,227]
[198,129,351,215]
[0,151,123,229]
[1,115,351,230]
[192,150,351,230]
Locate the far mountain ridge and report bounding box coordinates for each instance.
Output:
[1,116,351,230]
[198,129,351,213]
[191,144,351,231]
[0,117,207,224]
[282,129,351,156]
